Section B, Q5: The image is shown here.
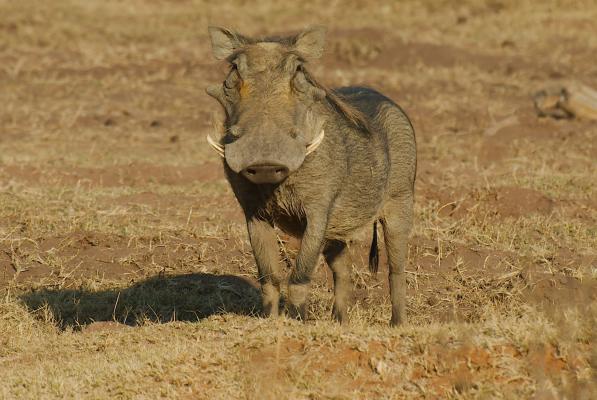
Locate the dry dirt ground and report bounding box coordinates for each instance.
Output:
[0,0,595,398]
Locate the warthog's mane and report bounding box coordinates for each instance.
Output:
[301,68,370,132]
[228,32,371,133]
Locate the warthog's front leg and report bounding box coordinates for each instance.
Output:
[247,217,282,317]
[287,214,327,321]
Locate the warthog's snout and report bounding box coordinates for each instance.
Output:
[242,163,289,184]
[206,129,325,184]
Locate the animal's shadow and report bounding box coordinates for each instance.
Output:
[20,273,262,330]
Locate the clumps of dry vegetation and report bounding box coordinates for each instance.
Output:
[0,0,595,398]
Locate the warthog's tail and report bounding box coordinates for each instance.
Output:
[368,221,379,273]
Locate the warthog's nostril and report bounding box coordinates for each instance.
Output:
[242,164,289,184]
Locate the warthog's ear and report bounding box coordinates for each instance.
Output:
[294,26,327,60]
[208,26,245,60]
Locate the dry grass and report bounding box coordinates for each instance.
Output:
[0,0,596,398]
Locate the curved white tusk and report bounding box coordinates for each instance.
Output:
[206,134,225,158]
[306,129,325,155]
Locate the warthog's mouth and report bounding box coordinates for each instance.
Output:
[206,129,325,159]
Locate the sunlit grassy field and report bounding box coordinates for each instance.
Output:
[0,0,595,398]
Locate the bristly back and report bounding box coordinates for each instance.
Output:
[301,68,371,132]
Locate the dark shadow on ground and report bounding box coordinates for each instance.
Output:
[20,273,262,330]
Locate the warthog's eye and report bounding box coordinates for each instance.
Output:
[292,69,309,93]
[222,67,241,105]
[224,68,240,90]
[292,68,326,100]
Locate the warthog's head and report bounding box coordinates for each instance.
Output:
[206,26,328,184]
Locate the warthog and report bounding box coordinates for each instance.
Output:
[206,26,416,325]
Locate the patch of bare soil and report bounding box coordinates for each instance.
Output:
[525,274,597,312]
[486,186,554,217]
[0,232,138,286]
[9,60,221,82]
[112,192,243,219]
[0,162,224,187]
[0,230,249,289]
[110,192,195,208]
[245,337,581,398]
[327,28,522,72]
[425,186,554,219]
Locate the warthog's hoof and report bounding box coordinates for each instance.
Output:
[332,305,349,324]
[287,303,307,321]
[390,312,407,327]
[261,283,281,317]
[287,283,309,321]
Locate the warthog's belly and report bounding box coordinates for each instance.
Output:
[325,160,387,240]
[267,189,380,241]
[272,205,377,242]
[325,199,382,240]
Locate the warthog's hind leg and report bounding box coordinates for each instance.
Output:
[380,195,413,326]
[324,240,352,324]
[247,218,282,317]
